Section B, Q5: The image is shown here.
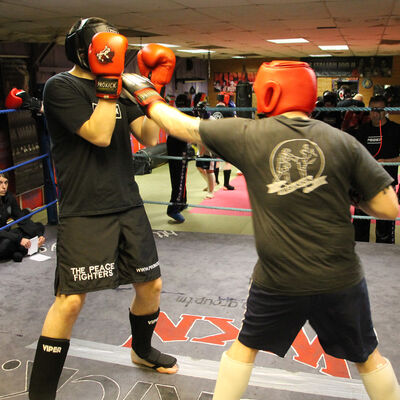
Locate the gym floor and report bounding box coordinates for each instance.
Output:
[0,162,399,400]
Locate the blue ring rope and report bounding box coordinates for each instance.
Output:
[0,200,58,231]
[0,154,48,173]
[142,200,400,220]
[0,109,398,223]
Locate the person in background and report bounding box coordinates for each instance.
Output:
[0,172,45,262]
[166,93,192,223]
[312,90,342,129]
[212,92,236,190]
[341,93,370,134]
[352,95,400,243]
[193,94,216,199]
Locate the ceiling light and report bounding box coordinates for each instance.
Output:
[318,45,349,51]
[267,38,309,44]
[309,54,332,57]
[177,49,215,54]
[232,56,245,58]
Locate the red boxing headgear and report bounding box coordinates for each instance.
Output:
[253,60,317,117]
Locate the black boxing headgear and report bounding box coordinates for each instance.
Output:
[323,91,337,106]
[65,17,118,71]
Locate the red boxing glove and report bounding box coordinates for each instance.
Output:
[5,88,23,109]
[137,44,176,93]
[5,88,42,112]
[88,32,128,99]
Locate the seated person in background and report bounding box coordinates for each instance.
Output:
[0,173,45,262]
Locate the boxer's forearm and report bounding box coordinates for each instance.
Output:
[149,102,202,144]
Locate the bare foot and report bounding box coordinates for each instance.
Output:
[130,348,179,374]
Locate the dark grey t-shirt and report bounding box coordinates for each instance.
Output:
[200,115,393,295]
[44,72,143,217]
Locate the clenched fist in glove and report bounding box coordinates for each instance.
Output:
[137,44,176,94]
[121,73,165,116]
[5,88,42,113]
[88,32,128,99]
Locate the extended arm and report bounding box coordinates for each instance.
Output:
[121,74,202,145]
[359,185,399,219]
[149,102,202,144]
[376,156,400,163]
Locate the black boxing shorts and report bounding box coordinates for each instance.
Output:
[196,155,213,170]
[238,278,378,363]
[54,206,161,295]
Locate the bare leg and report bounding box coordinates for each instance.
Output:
[42,293,86,338]
[197,167,209,190]
[206,170,216,198]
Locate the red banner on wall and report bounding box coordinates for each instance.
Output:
[213,72,256,93]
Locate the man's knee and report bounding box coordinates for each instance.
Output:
[0,238,15,256]
[55,294,86,319]
[134,278,162,300]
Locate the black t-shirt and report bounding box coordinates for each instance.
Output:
[43,72,143,217]
[200,116,393,295]
[313,109,342,128]
[355,119,400,183]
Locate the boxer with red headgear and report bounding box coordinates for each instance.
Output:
[253,60,317,117]
[122,61,399,400]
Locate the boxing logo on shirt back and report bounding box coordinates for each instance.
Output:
[267,139,328,195]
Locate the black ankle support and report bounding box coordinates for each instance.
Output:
[29,336,70,400]
[223,169,231,186]
[215,168,220,184]
[129,309,160,359]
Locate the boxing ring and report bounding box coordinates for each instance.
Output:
[0,106,399,400]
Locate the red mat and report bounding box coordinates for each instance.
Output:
[190,175,252,216]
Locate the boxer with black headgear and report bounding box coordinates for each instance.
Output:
[28,17,178,400]
[122,59,400,400]
[65,17,118,71]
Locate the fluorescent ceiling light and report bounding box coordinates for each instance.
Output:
[267,38,309,44]
[309,54,332,57]
[318,45,349,50]
[129,43,180,48]
[177,49,215,54]
[232,56,245,58]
